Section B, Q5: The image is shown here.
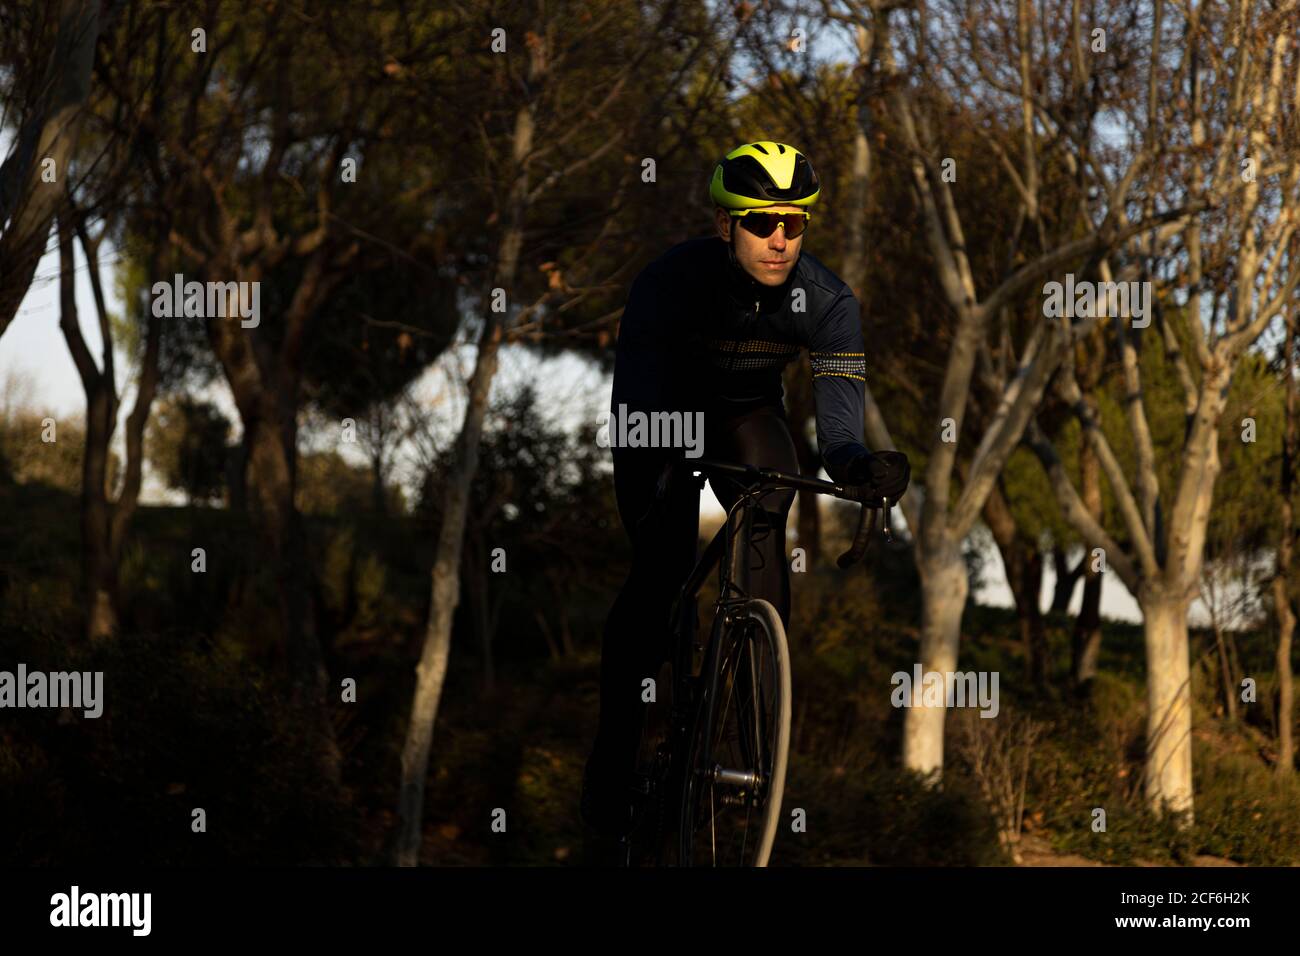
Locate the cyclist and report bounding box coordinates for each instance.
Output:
[580,141,910,841]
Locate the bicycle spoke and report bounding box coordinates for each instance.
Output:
[686,625,764,865]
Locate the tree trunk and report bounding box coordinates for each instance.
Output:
[58,213,118,641]
[1212,619,1238,722]
[393,33,544,864]
[1139,593,1194,822]
[60,214,165,642]
[248,399,341,788]
[1073,569,1102,690]
[199,250,345,791]
[1022,548,1045,683]
[1072,435,1104,688]
[1275,581,1295,776]
[1050,546,1081,613]
[983,482,1047,688]
[0,0,101,337]
[226,431,252,514]
[903,541,968,778]
[82,396,118,643]
[396,311,505,865]
[1273,304,1297,776]
[81,384,117,642]
[839,23,873,302]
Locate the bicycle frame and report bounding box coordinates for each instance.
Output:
[667,457,891,693]
[631,458,890,864]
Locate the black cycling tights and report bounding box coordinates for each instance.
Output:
[590,402,799,777]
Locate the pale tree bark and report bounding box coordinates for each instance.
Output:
[0,0,102,337]
[394,274,512,867]
[826,0,1197,779]
[1034,350,1243,821]
[905,539,968,775]
[1272,300,1297,776]
[1141,592,1193,809]
[394,35,543,867]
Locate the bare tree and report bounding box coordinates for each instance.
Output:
[1272,291,1297,776]
[56,202,162,640]
[1026,0,1300,821]
[0,0,103,336]
[823,0,1200,781]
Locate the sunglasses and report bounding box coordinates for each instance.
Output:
[731,210,811,239]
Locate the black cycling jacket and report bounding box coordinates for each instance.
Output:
[611,235,869,482]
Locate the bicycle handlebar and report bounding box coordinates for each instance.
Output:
[689,458,894,568]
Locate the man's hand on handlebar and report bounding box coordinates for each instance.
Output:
[844,449,910,506]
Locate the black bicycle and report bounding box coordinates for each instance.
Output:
[622,458,892,867]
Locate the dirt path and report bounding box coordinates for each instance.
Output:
[1016,833,1241,867]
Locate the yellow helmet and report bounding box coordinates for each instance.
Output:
[709,141,820,211]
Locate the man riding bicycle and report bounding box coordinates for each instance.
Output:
[581,141,911,840]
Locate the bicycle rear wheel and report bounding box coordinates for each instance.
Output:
[679,598,791,867]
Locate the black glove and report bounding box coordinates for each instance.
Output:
[845,450,910,503]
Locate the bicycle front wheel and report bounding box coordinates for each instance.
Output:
[679,598,791,867]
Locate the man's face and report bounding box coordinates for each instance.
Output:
[715,204,805,287]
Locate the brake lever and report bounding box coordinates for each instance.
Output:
[881,496,893,542]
